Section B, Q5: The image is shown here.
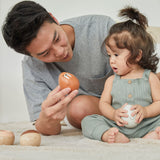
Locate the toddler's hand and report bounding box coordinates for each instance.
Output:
[113,103,128,126]
[131,104,146,124]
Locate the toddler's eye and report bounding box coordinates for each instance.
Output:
[115,53,118,57]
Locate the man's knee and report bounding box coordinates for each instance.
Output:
[67,96,87,128]
[67,95,100,128]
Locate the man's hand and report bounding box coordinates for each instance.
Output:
[35,86,78,135]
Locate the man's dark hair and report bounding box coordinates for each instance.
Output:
[2,1,56,55]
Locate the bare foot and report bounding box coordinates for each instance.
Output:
[143,127,160,140]
[102,127,130,143]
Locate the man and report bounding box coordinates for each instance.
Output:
[2,1,115,135]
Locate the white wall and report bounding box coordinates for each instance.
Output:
[0,0,160,123]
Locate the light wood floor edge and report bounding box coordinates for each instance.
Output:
[147,26,160,44]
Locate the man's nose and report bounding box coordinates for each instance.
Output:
[51,45,64,57]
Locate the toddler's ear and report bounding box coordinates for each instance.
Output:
[136,49,143,62]
[49,12,59,25]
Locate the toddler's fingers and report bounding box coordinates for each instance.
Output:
[122,103,128,109]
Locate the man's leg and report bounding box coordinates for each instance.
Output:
[67,95,101,128]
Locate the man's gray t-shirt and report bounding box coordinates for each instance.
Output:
[22,15,115,121]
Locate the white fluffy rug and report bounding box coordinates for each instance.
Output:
[0,121,160,160]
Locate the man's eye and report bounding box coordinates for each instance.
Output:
[43,52,49,57]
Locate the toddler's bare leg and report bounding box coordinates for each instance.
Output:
[143,127,160,140]
[102,127,130,143]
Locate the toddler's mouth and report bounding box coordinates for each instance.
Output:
[112,67,118,72]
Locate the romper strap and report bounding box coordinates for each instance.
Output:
[115,73,120,79]
[142,69,151,80]
[112,73,120,84]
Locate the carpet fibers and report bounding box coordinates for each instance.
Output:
[0,121,160,160]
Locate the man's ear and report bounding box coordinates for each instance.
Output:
[136,49,143,62]
[49,12,59,24]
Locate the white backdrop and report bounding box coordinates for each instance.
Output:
[0,0,160,123]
